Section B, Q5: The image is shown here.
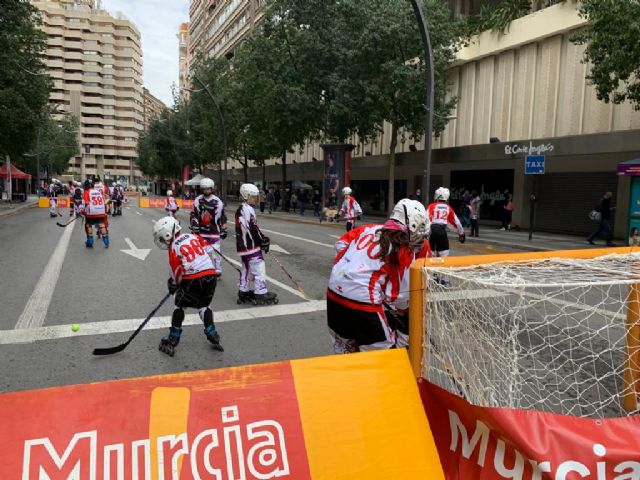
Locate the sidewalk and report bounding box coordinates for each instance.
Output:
[0,195,38,218]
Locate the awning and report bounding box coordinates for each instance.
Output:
[618,158,640,176]
[184,174,204,186]
[0,162,32,180]
[293,180,313,190]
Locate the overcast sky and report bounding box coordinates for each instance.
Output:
[101,0,189,106]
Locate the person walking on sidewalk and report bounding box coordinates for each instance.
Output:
[587,191,616,247]
[469,191,481,237]
[259,189,266,213]
[312,189,321,217]
[501,194,513,230]
[266,188,274,214]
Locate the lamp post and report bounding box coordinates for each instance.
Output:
[408,0,435,204]
[191,76,228,202]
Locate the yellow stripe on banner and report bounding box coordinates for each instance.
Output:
[149,387,191,480]
[291,350,444,480]
[38,198,49,208]
[139,197,150,208]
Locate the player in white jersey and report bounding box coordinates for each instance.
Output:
[327,199,430,353]
[190,178,227,277]
[69,181,84,217]
[426,187,465,257]
[153,216,223,356]
[235,183,278,305]
[338,187,362,232]
[164,189,179,217]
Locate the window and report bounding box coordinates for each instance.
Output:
[103,74,114,79]
[83,82,99,87]
[83,51,98,55]
[84,71,98,76]
[103,64,113,69]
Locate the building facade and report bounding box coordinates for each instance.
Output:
[142,87,167,130]
[177,22,190,97]
[33,0,145,185]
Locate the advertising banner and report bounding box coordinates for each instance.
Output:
[321,144,354,210]
[139,198,194,209]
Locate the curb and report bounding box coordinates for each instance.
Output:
[0,202,38,219]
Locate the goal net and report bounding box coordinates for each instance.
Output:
[409,249,640,419]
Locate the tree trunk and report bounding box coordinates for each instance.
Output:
[243,154,249,183]
[387,123,398,213]
[281,150,287,190]
[262,162,266,189]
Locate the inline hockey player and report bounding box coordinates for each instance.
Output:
[69,181,84,217]
[427,187,465,257]
[338,187,362,232]
[111,182,124,216]
[190,178,226,278]
[48,196,58,217]
[82,178,110,248]
[152,216,223,356]
[327,199,429,353]
[235,183,278,305]
[164,189,179,217]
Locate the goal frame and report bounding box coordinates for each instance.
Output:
[408,246,640,412]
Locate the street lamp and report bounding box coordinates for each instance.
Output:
[408,0,435,204]
[183,76,228,201]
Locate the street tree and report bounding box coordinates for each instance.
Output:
[23,114,79,180]
[573,0,640,109]
[0,0,51,159]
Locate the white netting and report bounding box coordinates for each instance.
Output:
[421,252,640,418]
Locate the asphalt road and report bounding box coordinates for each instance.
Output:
[0,199,513,393]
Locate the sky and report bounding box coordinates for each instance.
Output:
[101,0,189,106]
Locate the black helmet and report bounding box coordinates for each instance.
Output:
[93,175,101,183]
[84,179,93,189]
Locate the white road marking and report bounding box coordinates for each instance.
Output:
[15,220,76,330]
[270,244,290,254]
[260,228,334,249]
[1,300,327,344]
[120,237,151,261]
[328,234,340,239]
[222,254,308,300]
[136,211,143,216]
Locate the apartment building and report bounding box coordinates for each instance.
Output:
[32,0,145,185]
[177,22,190,97]
[142,87,167,130]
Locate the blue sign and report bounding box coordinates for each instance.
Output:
[525,155,545,175]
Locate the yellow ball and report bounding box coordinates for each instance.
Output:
[71,324,80,332]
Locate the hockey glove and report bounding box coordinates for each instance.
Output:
[357,215,362,220]
[260,236,270,253]
[220,228,228,240]
[167,278,178,295]
[459,233,466,244]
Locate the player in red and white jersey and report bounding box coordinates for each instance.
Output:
[427,187,465,257]
[328,199,430,353]
[164,189,179,217]
[338,187,363,232]
[82,178,110,248]
[153,216,223,356]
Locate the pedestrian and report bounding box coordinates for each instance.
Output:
[235,183,278,305]
[328,199,430,353]
[461,189,472,228]
[153,216,223,356]
[501,194,513,230]
[587,191,616,247]
[266,188,275,214]
[274,189,281,211]
[190,178,227,278]
[284,189,291,212]
[299,189,308,215]
[629,227,640,246]
[291,190,298,213]
[312,189,321,216]
[164,189,179,217]
[338,187,363,232]
[259,189,266,213]
[469,191,481,237]
[427,187,465,257]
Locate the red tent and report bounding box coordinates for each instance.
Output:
[0,163,32,180]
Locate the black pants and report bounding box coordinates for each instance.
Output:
[175,275,217,309]
[470,219,479,237]
[588,219,613,244]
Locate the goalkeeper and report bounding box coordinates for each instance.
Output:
[427,187,465,257]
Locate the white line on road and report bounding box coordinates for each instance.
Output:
[1,300,326,344]
[136,211,143,216]
[328,234,340,239]
[14,220,76,330]
[260,228,334,249]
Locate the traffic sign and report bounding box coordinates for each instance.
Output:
[525,155,545,174]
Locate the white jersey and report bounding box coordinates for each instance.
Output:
[339,196,362,221]
[169,233,215,282]
[165,196,179,212]
[427,202,464,234]
[84,188,107,217]
[329,225,413,305]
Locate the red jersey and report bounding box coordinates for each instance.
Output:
[165,196,179,213]
[427,202,464,234]
[339,196,362,221]
[83,188,107,219]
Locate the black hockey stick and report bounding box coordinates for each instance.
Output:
[92,293,171,356]
[56,215,80,228]
[214,250,242,274]
[267,251,307,299]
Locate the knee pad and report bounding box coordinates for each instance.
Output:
[199,307,213,327]
[99,224,108,236]
[171,308,185,328]
[85,224,93,236]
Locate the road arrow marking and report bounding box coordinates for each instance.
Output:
[120,237,150,261]
[270,244,290,254]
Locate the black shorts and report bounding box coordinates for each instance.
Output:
[176,275,217,309]
[86,217,106,226]
[327,292,387,347]
[429,225,449,253]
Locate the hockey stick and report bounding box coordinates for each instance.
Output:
[267,251,307,299]
[56,215,80,228]
[214,249,242,274]
[92,292,172,356]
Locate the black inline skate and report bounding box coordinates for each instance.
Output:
[159,327,182,357]
[252,292,278,305]
[237,290,255,305]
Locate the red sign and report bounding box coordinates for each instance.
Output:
[419,379,640,480]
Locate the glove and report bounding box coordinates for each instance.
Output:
[260,236,270,253]
[459,233,466,244]
[167,278,178,295]
[357,215,361,220]
[220,228,227,240]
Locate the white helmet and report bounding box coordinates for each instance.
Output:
[240,183,259,201]
[389,199,430,245]
[166,189,173,196]
[152,216,181,250]
[200,178,215,190]
[434,187,450,202]
[342,187,352,196]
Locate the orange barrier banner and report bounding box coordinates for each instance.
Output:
[0,350,443,479]
[419,379,640,480]
[139,198,194,210]
[38,197,70,208]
